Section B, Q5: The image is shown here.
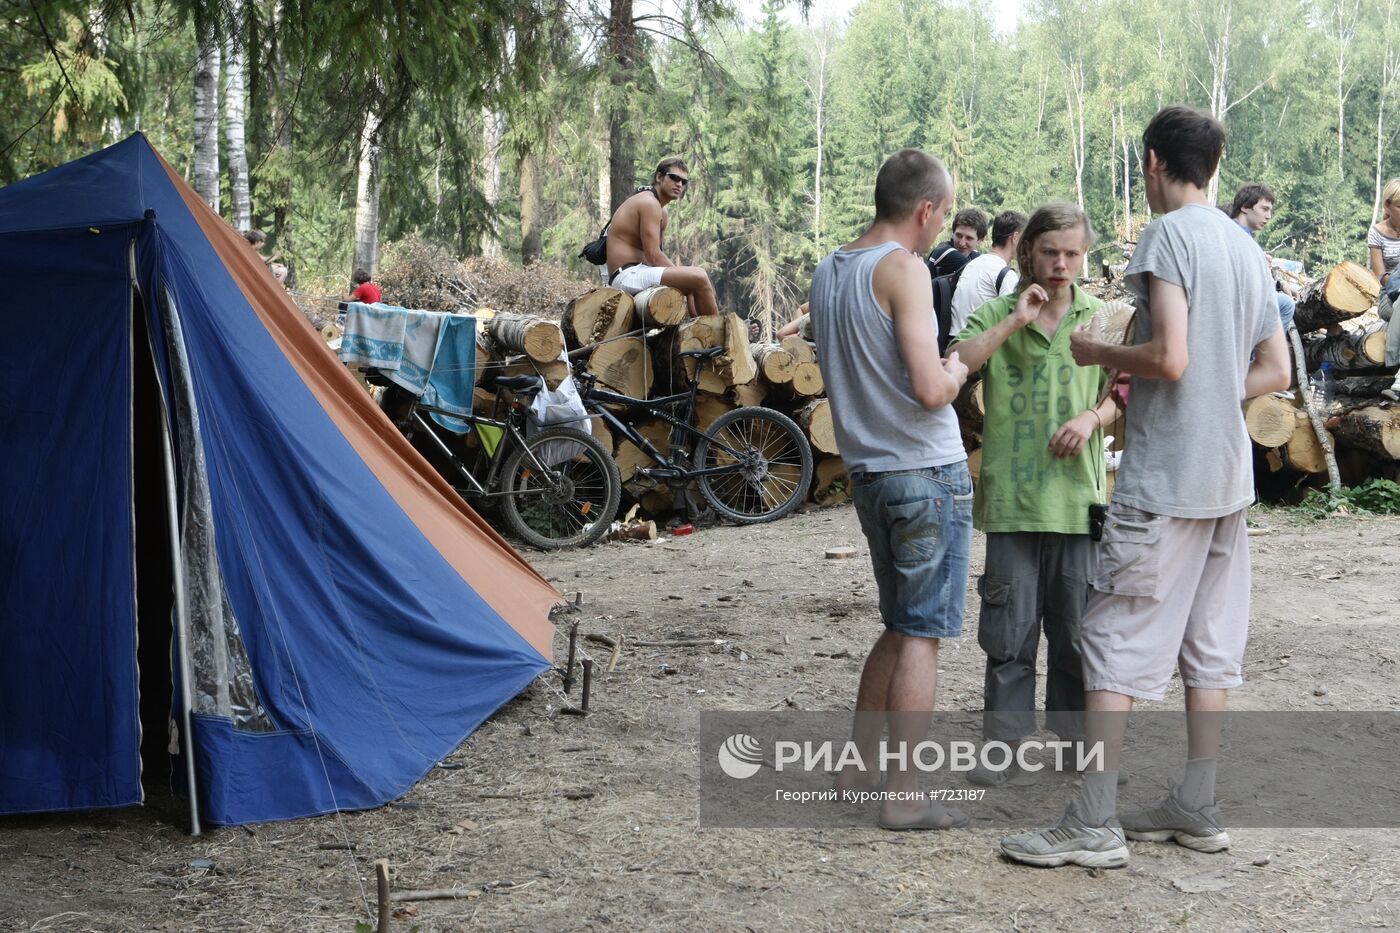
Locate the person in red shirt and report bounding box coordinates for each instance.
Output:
[350,269,382,304]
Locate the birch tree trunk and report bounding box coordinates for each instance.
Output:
[1190,0,1272,206]
[1063,58,1087,212]
[1327,0,1361,181]
[593,95,610,227]
[1374,0,1400,223]
[193,21,221,212]
[598,161,611,228]
[481,107,503,258]
[802,20,834,256]
[353,109,384,275]
[1120,104,1132,238]
[270,0,295,286]
[223,0,251,232]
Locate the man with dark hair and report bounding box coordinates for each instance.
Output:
[1228,183,1275,226]
[999,105,1292,868]
[811,148,972,831]
[606,158,718,317]
[350,268,382,304]
[242,228,288,285]
[1227,183,1299,330]
[948,210,1026,336]
[929,207,989,278]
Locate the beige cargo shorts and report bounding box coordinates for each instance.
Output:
[1079,503,1251,701]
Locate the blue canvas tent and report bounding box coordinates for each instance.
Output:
[0,135,559,829]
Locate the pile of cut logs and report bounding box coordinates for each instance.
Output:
[1238,261,1399,494]
[468,285,847,517]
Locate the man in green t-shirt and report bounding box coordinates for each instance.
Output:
[948,203,1119,784]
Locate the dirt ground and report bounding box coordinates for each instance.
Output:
[4,504,1400,932]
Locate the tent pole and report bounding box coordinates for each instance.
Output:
[137,242,203,838]
[157,389,203,837]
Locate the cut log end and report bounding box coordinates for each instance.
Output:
[633,285,687,327]
[797,398,839,455]
[1245,394,1297,448]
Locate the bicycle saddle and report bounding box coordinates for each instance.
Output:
[494,374,545,395]
[677,345,726,360]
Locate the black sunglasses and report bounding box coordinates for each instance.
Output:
[664,172,690,187]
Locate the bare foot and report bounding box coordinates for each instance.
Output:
[833,769,882,793]
[878,801,969,831]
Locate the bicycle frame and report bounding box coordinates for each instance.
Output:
[580,358,759,481]
[383,390,566,501]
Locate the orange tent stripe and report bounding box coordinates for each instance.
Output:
[156,153,557,659]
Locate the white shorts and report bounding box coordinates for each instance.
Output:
[1079,504,1252,701]
[611,263,666,295]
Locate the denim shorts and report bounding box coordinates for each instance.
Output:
[850,462,973,639]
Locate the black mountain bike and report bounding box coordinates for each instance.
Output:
[574,345,813,523]
[373,372,621,549]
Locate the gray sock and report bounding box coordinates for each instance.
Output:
[1175,758,1217,811]
[1074,770,1120,826]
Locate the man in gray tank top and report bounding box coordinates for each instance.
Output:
[809,149,972,831]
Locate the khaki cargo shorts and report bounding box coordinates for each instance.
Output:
[1079,504,1251,701]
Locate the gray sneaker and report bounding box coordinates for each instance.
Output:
[1121,793,1230,853]
[999,809,1129,868]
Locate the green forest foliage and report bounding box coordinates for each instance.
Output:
[4,0,1398,332]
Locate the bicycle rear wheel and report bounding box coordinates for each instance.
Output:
[499,427,621,549]
[695,407,813,523]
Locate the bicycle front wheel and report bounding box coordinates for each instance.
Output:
[499,426,621,549]
[695,407,813,524]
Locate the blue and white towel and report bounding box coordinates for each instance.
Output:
[425,314,478,434]
[384,309,445,396]
[338,302,407,371]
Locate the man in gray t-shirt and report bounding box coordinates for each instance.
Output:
[1000,106,1292,870]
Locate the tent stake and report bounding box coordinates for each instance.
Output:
[375,859,392,932]
[580,659,594,714]
[562,621,579,694]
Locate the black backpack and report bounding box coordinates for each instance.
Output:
[930,257,1010,355]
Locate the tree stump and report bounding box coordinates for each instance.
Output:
[1277,409,1331,474]
[678,315,755,390]
[1244,393,1298,448]
[811,456,850,506]
[694,394,737,433]
[1333,405,1400,459]
[1303,318,1389,371]
[954,376,985,435]
[588,335,654,398]
[789,361,824,397]
[731,380,767,407]
[500,355,570,390]
[1292,261,1381,333]
[633,285,687,327]
[781,334,816,366]
[796,398,839,455]
[615,419,672,485]
[752,345,797,385]
[563,288,635,349]
[486,312,565,363]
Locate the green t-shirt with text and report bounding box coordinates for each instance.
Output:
[953,286,1108,534]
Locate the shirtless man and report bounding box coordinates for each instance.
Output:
[606,158,719,317]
